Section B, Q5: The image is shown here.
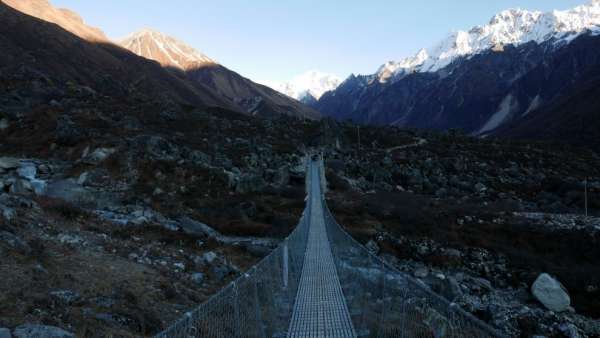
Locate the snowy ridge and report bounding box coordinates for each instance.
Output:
[118,29,214,70]
[271,70,342,101]
[377,1,600,82]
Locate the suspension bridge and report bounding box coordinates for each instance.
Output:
[155,155,503,338]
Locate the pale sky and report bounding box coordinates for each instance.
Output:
[52,0,584,84]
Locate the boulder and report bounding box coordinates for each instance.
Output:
[17,163,36,180]
[9,179,32,195]
[50,290,80,304]
[145,136,181,162]
[0,157,19,170]
[531,273,571,312]
[474,182,488,193]
[189,150,211,167]
[191,272,205,285]
[0,231,31,255]
[365,240,379,254]
[203,251,218,265]
[1,205,16,222]
[178,217,220,238]
[414,267,429,279]
[13,324,74,338]
[30,179,47,195]
[83,148,116,165]
[0,118,9,131]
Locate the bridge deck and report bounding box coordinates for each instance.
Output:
[287,163,356,338]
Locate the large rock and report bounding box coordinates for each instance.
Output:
[531,273,571,312]
[178,217,220,238]
[13,324,74,338]
[0,157,19,170]
[1,205,16,222]
[0,118,9,130]
[83,148,116,165]
[191,272,205,285]
[17,163,36,180]
[9,179,32,195]
[0,328,11,338]
[145,136,181,162]
[0,231,32,255]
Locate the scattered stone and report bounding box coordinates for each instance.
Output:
[0,118,9,131]
[203,251,218,264]
[179,217,220,238]
[77,172,88,185]
[191,272,205,284]
[17,163,36,179]
[414,267,429,278]
[0,231,31,255]
[37,164,51,175]
[0,328,11,338]
[365,240,379,254]
[211,264,232,280]
[9,179,32,195]
[1,206,16,222]
[474,182,487,193]
[13,324,74,338]
[50,290,80,304]
[532,273,571,312]
[152,187,163,196]
[57,233,84,246]
[0,157,20,170]
[472,277,493,291]
[83,148,116,165]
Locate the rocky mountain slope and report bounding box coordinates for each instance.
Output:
[0,8,317,331]
[2,0,107,42]
[0,1,237,112]
[315,1,600,146]
[118,29,320,119]
[119,29,214,70]
[317,121,600,337]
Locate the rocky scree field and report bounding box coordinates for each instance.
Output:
[0,62,325,336]
[321,124,600,337]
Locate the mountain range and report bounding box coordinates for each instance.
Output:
[116,28,319,118]
[270,71,342,104]
[2,0,600,146]
[1,0,318,119]
[314,1,600,146]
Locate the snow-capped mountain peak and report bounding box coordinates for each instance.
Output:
[118,29,215,70]
[273,70,342,101]
[378,1,600,81]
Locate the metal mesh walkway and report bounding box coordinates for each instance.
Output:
[287,163,356,338]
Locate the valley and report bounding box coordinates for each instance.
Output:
[1,0,600,337]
